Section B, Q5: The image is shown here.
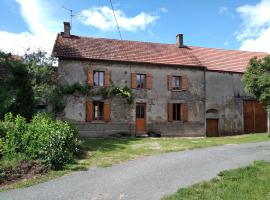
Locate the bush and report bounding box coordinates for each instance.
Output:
[1,113,80,170]
[26,113,80,169]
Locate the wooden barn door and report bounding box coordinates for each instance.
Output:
[206,119,219,137]
[244,100,267,133]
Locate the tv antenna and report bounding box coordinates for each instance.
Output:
[62,6,76,29]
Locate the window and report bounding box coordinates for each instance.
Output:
[172,76,181,89]
[94,71,104,86]
[136,104,145,118]
[93,102,104,120]
[173,103,181,121]
[136,74,146,89]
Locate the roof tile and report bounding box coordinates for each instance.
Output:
[53,34,268,73]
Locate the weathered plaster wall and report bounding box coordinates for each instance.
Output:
[206,71,249,135]
[58,59,205,137]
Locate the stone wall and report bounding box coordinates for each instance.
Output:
[58,59,206,137]
[205,71,250,135]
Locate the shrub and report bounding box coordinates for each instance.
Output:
[1,113,28,155]
[26,113,80,169]
[1,113,80,170]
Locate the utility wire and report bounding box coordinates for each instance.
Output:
[109,0,123,40]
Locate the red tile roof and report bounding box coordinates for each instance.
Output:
[53,33,268,73]
[190,46,267,73]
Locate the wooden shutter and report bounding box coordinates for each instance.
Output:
[167,102,173,122]
[103,101,111,122]
[86,100,93,122]
[181,75,188,90]
[131,73,137,89]
[167,75,172,91]
[146,73,152,90]
[104,71,111,87]
[87,70,93,87]
[181,103,188,122]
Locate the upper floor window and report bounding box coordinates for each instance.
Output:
[94,71,104,86]
[136,74,146,89]
[172,76,181,90]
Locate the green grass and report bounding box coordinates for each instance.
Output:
[0,133,269,192]
[162,161,270,200]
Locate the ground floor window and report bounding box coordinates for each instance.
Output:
[93,101,104,120]
[173,103,181,121]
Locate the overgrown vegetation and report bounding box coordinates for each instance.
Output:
[61,83,134,104]
[162,161,270,200]
[0,112,80,186]
[242,56,270,109]
[0,113,80,170]
[0,52,35,120]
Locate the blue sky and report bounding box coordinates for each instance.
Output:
[0,0,270,55]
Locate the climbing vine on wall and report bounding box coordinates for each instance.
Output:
[51,83,134,113]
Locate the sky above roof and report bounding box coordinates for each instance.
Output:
[0,0,270,55]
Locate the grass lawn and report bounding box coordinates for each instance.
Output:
[0,133,269,192]
[162,161,270,200]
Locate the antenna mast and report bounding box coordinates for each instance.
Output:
[62,6,75,29]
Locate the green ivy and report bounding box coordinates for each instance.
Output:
[51,83,134,113]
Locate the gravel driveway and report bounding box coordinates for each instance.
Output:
[1,141,270,200]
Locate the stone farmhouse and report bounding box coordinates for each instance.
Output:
[53,22,268,137]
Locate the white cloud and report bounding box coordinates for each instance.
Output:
[160,7,168,13]
[218,6,228,14]
[0,0,60,55]
[79,6,158,31]
[236,0,270,53]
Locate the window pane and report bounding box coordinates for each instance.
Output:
[93,102,98,120]
[99,102,104,120]
[136,105,145,118]
[173,104,176,120]
[177,104,181,120]
[136,75,140,89]
[99,72,104,86]
[140,105,145,118]
[136,105,140,118]
[173,76,181,88]
[141,75,146,88]
[173,103,181,121]
[93,102,104,120]
[94,72,99,86]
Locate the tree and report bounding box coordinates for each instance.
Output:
[0,52,35,120]
[242,56,270,135]
[24,51,58,105]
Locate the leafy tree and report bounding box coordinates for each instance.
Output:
[0,52,35,120]
[242,56,270,134]
[24,51,58,104]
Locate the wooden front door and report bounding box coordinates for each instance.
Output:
[206,119,219,137]
[244,100,267,133]
[136,103,146,134]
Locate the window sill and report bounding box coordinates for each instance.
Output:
[172,89,184,91]
[91,120,105,124]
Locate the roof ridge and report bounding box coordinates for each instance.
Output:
[190,45,268,54]
[65,33,268,54]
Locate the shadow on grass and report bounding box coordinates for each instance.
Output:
[69,137,143,171]
[80,137,142,153]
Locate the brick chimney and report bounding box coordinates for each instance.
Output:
[63,22,71,37]
[176,34,184,48]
